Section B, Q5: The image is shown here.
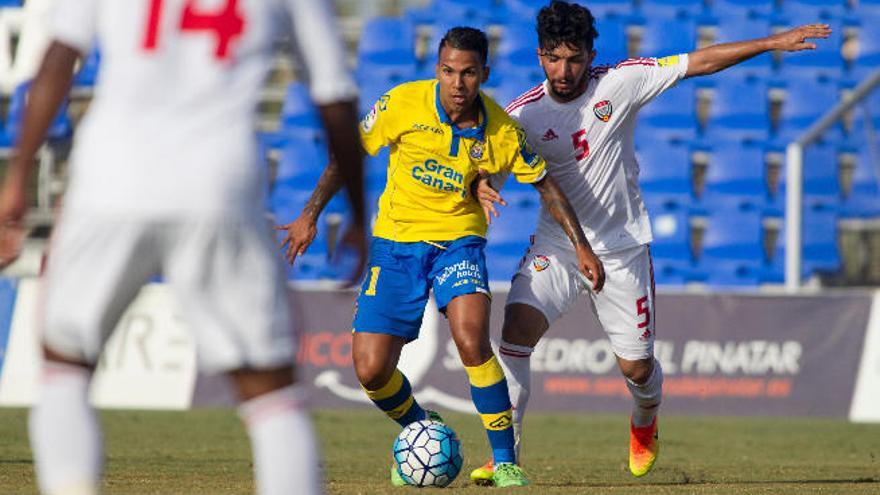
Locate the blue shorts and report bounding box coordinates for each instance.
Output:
[353,236,491,341]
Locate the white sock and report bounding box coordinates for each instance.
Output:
[29,362,102,495]
[626,358,663,427]
[238,385,322,495]
[498,340,534,462]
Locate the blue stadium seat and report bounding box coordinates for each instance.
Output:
[493,22,544,86]
[855,24,880,69]
[485,190,539,281]
[636,138,694,209]
[277,82,323,142]
[637,0,705,19]
[638,15,698,57]
[644,201,694,281]
[696,207,765,286]
[841,145,880,218]
[705,74,770,142]
[5,82,72,144]
[711,0,774,18]
[773,75,840,143]
[768,206,841,281]
[73,47,101,87]
[357,17,418,85]
[777,0,847,21]
[594,14,629,66]
[507,0,634,19]
[769,140,841,215]
[0,0,23,6]
[274,136,330,188]
[713,14,773,77]
[637,78,698,140]
[405,0,499,25]
[491,76,541,110]
[422,20,490,70]
[701,141,769,213]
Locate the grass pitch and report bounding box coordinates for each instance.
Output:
[0,408,878,494]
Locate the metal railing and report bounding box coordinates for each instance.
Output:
[785,69,880,292]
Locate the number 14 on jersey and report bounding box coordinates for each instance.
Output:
[143,0,245,60]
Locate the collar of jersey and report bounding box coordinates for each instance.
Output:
[434,82,487,157]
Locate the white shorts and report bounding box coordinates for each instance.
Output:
[507,240,656,361]
[41,212,295,373]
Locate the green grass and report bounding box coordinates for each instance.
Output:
[1,408,878,494]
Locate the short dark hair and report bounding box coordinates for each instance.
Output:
[438,26,489,66]
[537,0,598,53]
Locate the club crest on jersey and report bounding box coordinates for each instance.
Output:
[532,255,551,272]
[469,141,485,160]
[593,100,613,122]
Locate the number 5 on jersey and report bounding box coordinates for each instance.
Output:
[571,129,590,161]
[143,0,245,60]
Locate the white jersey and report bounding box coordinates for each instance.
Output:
[50,0,357,217]
[504,55,689,254]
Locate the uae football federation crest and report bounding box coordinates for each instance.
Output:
[469,141,485,160]
[532,254,551,272]
[593,100,613,122]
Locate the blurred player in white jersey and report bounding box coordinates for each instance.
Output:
[470,0,830,484]
[0,1,366,494]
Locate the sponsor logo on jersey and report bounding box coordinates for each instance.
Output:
[469,140,484,160]
[412,123,444,134]
[593,100,613,122]
[533,254,551,272]
[541,128,559,141]
[411,159,466,197]
[361,106,378,133]
[657,55,679,67]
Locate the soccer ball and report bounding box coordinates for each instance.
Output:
[392,420,463,487]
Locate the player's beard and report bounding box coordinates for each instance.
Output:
[547,67,590,102]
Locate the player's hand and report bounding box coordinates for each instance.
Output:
[472,170,506,225]
[337,219,368,289]
[0,173,28,269]
[275,214,317,265]
[575,244,605,293]
[769,24,831,52]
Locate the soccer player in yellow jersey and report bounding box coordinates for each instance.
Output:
[278,27,604,488]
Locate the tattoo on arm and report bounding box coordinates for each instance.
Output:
[303,160,344,219]
[534,176,589,248]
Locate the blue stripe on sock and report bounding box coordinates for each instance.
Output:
[396,401,426,427]
[487,430,516,464]
[470,379,512,414]
[373,374,413,412]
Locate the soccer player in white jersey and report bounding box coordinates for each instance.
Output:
[0,1,366,494]
[470,0,831,484]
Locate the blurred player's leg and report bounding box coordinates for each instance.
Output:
[31,217,160,495]
[29,358,101,495]
[233,368,321,495]
[167,217,319,494]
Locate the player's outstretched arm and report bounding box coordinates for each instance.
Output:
[685,23,831,78]
[532,175,605,292]
[276,160,345,264]
[0,41,78,268]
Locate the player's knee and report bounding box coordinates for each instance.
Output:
[621,359,653,385]
[454,334,492,367]
[353,353,394,391]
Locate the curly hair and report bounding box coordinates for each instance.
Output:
[438,26,489,66]
[536,1,599,53]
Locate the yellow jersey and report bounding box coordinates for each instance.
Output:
[360,80,547,242]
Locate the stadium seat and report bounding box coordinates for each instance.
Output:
[855,24,880,69]
[696,207,765,286]
[711,0,774,18]
[776,0,847,21]
[494,22,544,86]
[274,136,330,188]
[768,205,841,281]
[769,140,841,215]
[485,190,539,281]
[645,200,692,263]
[73,47,101,87]
[840,144,880,218]
[637,0,705,19]
[773,75,841,143]
[4,81,72,143]
[704,73,771,142]
[491,76,541,110]
[701,141,769,213]
[637,15,698,57]
[712,14,773,77]
[594,14,629,66]
[277,82,324,142]
[637,78,699,140]
[356,16,418,85]
[636,138,694,209]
